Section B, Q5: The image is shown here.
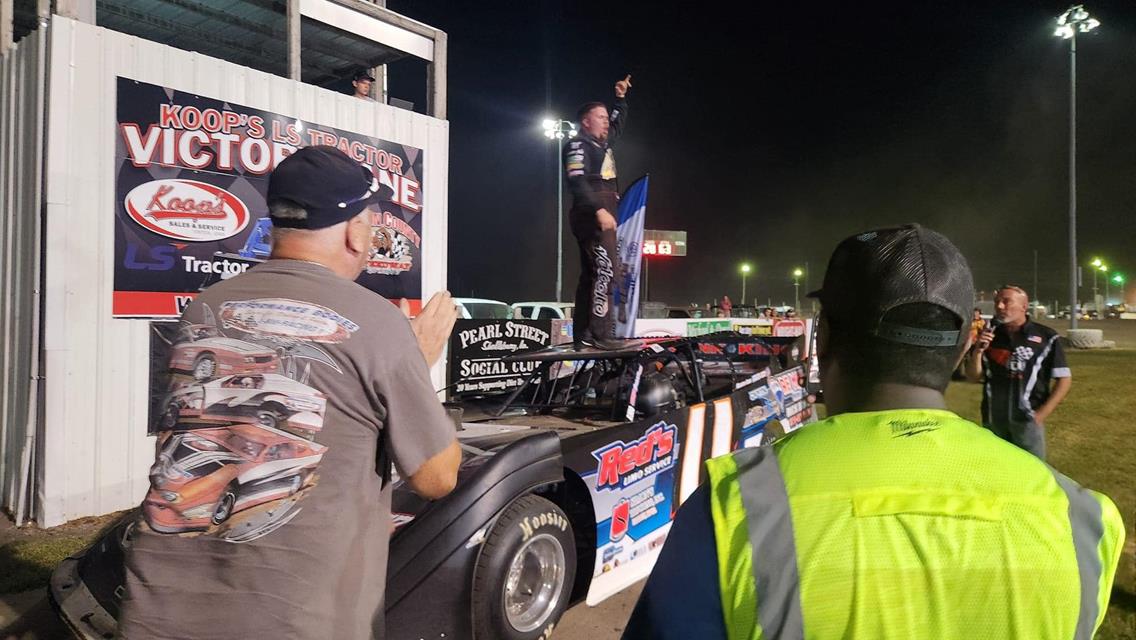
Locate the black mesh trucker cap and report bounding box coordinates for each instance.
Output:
[267,146,389,229]
[808,224,975,347]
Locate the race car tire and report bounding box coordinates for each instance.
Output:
[1066,328,1104,349]
[211,485,238,525]
[256,406,284,429]
[472,495,576,640]
[192,353,217,381]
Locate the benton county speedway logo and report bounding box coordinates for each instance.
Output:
[125,179,250,242]
[366,211,419,276]
[592,422,678,491]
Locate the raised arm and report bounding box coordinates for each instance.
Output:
[609,74,631,144]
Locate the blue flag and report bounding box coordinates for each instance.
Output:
[614,175,648,338]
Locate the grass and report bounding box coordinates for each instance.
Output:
[0,513,124,594]
[946,349,1136,639]
[0,537,98,594]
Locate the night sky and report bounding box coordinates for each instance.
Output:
[388,1,1136,309]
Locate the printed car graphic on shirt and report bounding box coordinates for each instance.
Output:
[160,373,327,434]
[167,324,279,381]
[143,423,327,534]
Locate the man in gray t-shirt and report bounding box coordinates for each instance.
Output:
[120,146,461,639]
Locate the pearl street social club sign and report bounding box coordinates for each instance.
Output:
[448,319,556,397]
[113,77,425,318]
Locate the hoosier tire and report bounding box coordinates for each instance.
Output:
[472,495,576,640]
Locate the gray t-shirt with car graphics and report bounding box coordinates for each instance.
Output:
[120,259,456,639]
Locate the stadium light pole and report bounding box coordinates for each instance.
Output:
[544,117,577,302]
[792,268,804,312]
[1100,263,1109,305]
[1055,5,1100,329]
[1091,257,1103,307]
[1113,273,1126,307]
[740,263,752,304]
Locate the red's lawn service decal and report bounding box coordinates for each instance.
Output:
[125,179,250,242]
[593,423,677,491]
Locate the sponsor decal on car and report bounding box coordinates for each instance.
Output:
[125,179,250,242]
[592,422,677,491]
[610,500,630,542]
[602,544,624,563]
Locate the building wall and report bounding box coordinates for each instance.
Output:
[0,27,46,523]
[38,17,449,526]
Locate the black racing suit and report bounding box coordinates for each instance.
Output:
[563,96,627,342]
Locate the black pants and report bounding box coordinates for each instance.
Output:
[570,197,620,341]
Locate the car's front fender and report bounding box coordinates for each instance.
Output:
[384,430,563,637]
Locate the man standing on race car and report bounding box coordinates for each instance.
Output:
[565,75,632,350]
[119,146,462,639]
[966,285,1071,459]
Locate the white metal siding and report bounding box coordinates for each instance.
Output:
[39,17,448,527]
[0,27,46,523]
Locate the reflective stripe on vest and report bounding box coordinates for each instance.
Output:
[1049,469,1105,640]
[706,446,803,640]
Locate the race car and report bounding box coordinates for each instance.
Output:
[160,372,327,433]
[144,423,326,534]
[167,324,279,381]
[51,332,815,640]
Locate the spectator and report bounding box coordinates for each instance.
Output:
[120,146,461,639]
[352,69,376,101]
[968,307,986,344]
[623,224,1123,640]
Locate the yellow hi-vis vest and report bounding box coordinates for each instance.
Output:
[705,409,1124,640]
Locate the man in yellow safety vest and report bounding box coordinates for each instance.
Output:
[623,224,1124,639]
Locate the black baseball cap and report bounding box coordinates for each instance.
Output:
[353,69,376,82]
[809,224,975,347]
[267,145,388,229]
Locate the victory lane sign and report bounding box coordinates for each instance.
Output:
[113,77,424,317]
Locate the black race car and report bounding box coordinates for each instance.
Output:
[51,333,815,640]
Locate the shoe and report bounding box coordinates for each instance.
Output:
[580,337,629,351]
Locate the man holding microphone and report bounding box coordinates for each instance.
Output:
[967,285,1071,459]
